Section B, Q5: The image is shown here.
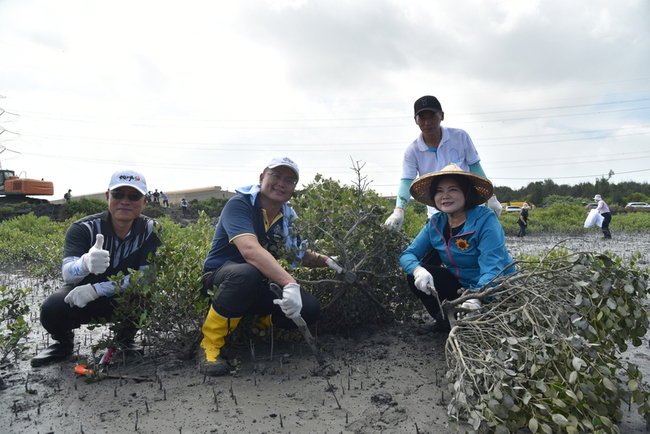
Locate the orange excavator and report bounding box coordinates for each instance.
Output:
[0,169,53,202]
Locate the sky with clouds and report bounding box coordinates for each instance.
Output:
[1,0,649,200]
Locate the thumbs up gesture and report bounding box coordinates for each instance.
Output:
[82,234,110,274]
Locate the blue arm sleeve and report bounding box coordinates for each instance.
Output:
[469,162,486,178]
[395,178,414,209]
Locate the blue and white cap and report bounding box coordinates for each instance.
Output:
[108,170,148,195]
[266,157,299,179]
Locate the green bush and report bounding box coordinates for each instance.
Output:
[191,197,229,217]
[402,200,429,240]
[543,195,592,207]
[624,192,650,203]
[0,285,32,363]
[59,198,107,220]
[111,215,213,358]
[0,213,65,278]
[290,168,412,331]
[143,204,166,219]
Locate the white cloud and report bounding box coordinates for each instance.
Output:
[1,0,649,200]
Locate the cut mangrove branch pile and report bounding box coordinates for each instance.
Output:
[444,250,649,434]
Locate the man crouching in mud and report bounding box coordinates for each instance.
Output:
[31,169,161,367]
[198,157,343,376]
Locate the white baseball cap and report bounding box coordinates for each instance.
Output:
[266,157,299,178]
[593,194,602,201]
[108,170,147,195]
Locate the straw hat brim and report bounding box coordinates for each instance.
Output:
[409,164,494,208]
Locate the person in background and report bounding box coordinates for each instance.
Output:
[64,189,72,202]
[181,198,188,215]
[517,203,530,237]
[594,194,612,239]
[400,164,515,333]
[161,191,169,207]
[198,157,343,376]
[384,95,502,233]
[153,189,160,204]
[31,170,161,367]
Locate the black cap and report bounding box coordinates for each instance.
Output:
[414,95,442,116]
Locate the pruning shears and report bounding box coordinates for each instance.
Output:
[74,347,150,382]
[427,283,445,320]
[74,364,151,382]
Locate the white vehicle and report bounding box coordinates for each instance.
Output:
[625,202,650,208]
[505,206,522,213]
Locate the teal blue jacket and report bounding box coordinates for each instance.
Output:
[400,206,515,289]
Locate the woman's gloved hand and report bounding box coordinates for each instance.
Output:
[413,267,435,295]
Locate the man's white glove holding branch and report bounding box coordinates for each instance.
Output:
[82,234,110,274]
[273,282,302,318]
[383,208,405,231]
[413,267,435,296]
[325,256,344,274]
[487,195,502,217]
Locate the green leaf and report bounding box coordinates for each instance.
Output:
[552,413,569,426]
[602,377,616,392]
[628,379,639,392]
[572,357,584,371]
[528,418,539,433]
[569,371,578,384]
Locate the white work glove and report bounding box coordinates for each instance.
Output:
[487,195,502,218]
[81,234,110,275]
[64,283,99,308]
[273,283,303,318]
[383,208,404,231]
[413,267,435,295]
[325,256,344,274]
[459,299,482,319]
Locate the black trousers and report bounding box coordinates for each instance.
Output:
[407,264,462,319]
[601,212,612,238]
[202,261,320,329]
[517,221,527,237]
[39,284,135,341]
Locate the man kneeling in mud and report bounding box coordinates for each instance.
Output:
[198,157,342,376]
[31,169,161,367]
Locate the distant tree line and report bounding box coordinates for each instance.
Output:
[494,177,650,206]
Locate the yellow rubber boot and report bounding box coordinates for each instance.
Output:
[198,307,241,376]
[251,315,273,336]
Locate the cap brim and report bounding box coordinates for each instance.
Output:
[109,183,147,195]
[267,164,299,178]
[414,108,441,116]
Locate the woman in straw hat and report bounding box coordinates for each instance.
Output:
[400,164,515,333]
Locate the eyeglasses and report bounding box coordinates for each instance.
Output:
[264,171,298,187]
[110,190,144,201]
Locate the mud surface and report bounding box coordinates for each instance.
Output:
[1,231,649,433]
